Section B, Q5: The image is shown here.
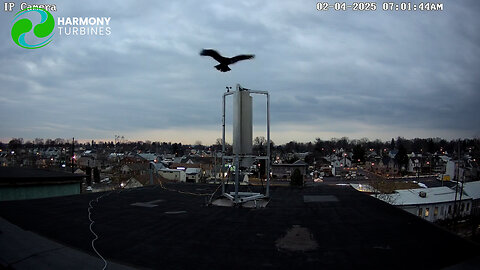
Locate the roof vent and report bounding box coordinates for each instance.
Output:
[419,191,427,198]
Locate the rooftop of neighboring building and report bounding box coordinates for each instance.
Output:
[379,186,471,206]
[0,167,84,185]
[462,181,480,200]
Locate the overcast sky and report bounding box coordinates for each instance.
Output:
[1,0,479,145]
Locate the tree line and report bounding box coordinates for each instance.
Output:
[3,136,479,161]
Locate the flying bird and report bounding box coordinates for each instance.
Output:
[200,49,255,72]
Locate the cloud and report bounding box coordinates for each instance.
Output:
[1,0,479,144]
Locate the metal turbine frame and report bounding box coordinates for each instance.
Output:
[221,84,270,204]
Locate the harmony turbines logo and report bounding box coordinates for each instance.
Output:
[11,7,55,49]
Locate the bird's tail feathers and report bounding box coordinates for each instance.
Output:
[215,64,231,72]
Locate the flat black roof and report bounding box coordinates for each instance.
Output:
[0,183,478,269]
[0,167,84,185]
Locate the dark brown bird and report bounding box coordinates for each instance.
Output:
[200,49,255,72]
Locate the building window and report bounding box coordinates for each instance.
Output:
[448,205,452,214]
[425,208,429,217]
[418,208,423,217]
[466,203,470,212]
[460,203,465,211]
[434,207,438,217]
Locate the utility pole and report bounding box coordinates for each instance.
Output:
[458,143,465,217]
[71,137,75,173]
[453,140,460,224]
[214,150,217,183]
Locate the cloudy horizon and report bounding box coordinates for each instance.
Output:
[1,0,479,145]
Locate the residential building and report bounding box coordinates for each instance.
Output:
[376,186,472,222]
[271,160,308,179]
[446,160,464,181]
[138,153,160,162]
[185,168,202,183]
[122,177,144,189]
[121,163,149,175]
[159,168,186,182]
[0,167,84,201]
[462,181,480,216]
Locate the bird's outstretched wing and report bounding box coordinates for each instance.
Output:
[200,49,255,72]
[199,49,225,63]
[230,54,255,64]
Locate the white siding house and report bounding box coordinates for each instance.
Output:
[462,181,480,216]
[185,168,202,183]
[159,168,186,182]
[376,186,472,222]
[408,156,421,174]
[445,160,465,181]
[330,158,352,169]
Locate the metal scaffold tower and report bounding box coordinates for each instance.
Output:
[221,84,270,205]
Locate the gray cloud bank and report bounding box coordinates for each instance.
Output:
[1,0,479,144]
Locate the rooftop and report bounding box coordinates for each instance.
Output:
[462,181,480,200]
[379,186,471,206]
[0,167,84,185]
[0,183,479,269]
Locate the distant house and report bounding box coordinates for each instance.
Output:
[173,156,188,164]
[365,156,382,173]
[123,177,144,189]
[272,160,308,179]
[170,157,215,178]
[294,152,310,160]
[464,159,479,181]
[108,152,124,162]
[81,150,97,159]
[366,151,380,160]
[150,162,166,173]
[189,156,216,178]
[185,168,202,183]
[44,147,61,158]
[381,156,398,175]
[121,155,145,164]
[406,153,433,175]
[331,157,351,169]
[388,150,398,159]
[159,168,186,182]
[432,155,449,174]
[445,160,464,181]
[77,156,96,168]
[162,154,176,162]
[138,153,160,162]
[408,156,422,174]
[121,164,131,174]
[171,162,197,169]
[376,186,472,222]
[327,155,352,176]
[121,163,149,175]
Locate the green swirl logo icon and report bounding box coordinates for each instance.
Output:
[11,8,55,49]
